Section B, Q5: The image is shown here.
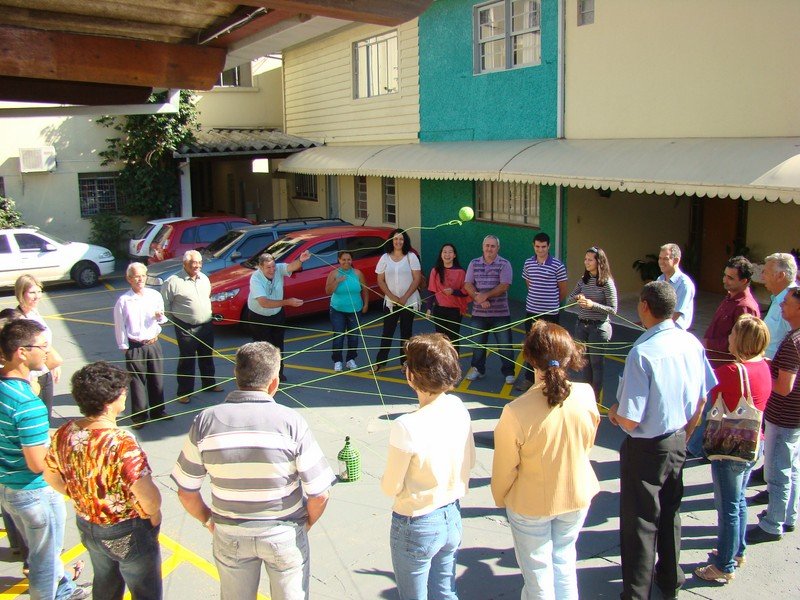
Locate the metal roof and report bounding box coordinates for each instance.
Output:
[175,128,320,158]
[279,137,800,204]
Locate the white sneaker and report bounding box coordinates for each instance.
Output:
[333,362,343,372]
[345,359,358,370]
[505,375,516,385]
[465,367,484,381]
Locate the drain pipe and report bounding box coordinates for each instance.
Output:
[554,0,566,258]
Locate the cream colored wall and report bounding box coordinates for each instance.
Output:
[283,21,420,145]
[196,60,284,128]
[746,200,800,262]
[336,175,421,248]
[565,0,800,138]
[566,188,692,294]
[0,107,132,242]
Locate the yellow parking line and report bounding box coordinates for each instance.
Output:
[48,315,114,327]
[104,282,115,291]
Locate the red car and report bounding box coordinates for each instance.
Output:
[148,216,252,263]
[209,226,397,323]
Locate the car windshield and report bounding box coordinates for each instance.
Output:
[204,230,243,257]
[37,231,68,244]
[242,237,301,268]
[134,224,155,239]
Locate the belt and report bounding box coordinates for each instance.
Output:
[129,337,158,347]
[578,318,606,324]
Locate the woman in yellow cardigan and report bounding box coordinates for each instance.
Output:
[491,321,600,600]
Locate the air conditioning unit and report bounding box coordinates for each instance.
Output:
[19,147,57,173]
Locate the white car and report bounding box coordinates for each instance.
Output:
[0,227,115,288]
[128,217,185,261]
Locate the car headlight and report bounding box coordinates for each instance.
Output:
[211,288,240,303]
[99,250,113,259]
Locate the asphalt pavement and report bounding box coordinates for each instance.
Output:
[0,274,798,599]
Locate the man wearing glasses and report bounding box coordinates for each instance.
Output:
[0,320,89,599]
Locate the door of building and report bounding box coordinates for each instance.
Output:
[692,196,748,292]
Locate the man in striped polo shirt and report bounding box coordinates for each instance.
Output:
[746,287,800,544]
[0,320,87,599]
[464,235,516,385]
[516,232,568,391]
[172,341,334,600]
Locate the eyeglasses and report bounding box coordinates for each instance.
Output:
[23,345,49,351]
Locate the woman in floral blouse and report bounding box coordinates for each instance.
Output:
[44,361,163,600]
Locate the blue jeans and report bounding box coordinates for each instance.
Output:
[330,308,360,363]
[711,459,754,573]
[468,315,515,376]
[760,421,800,535]
[0,484,75,600]
[573,319,611,402]
[390,501,462,600]
[213,522,310,600]
[76,516,162,600]
[506,508,588,600]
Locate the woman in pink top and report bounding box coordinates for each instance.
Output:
[492,321,600,600]
[695,315,771,583]
[426,243,469,353]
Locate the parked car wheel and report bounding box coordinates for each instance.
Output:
[72,261,100,288]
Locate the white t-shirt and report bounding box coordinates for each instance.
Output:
[376,252,421,310]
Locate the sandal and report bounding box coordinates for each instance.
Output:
[71,560,85,581]
[710,549,746,568]
[694,564,735,583]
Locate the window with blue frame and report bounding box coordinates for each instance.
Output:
[474,0,541,74]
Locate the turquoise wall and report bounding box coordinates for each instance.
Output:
[417,0,560,301]
[419,0,558,142]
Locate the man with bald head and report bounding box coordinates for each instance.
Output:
[162,250,223,402]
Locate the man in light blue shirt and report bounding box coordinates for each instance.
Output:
[762,252,798,359]
[609,281,716,600]
[656,242,696,330]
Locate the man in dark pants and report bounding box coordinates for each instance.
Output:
[247,250,310,382]
[113,262,171,430]
[609,281,716,600]
[162,250,223,402]
[516,231,568,391]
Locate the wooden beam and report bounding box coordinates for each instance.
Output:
[0,76,152,105]
[237,0,434,26]
[201,8,298,48]
[0,25,227,90]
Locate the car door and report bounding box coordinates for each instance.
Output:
[12,232,63,282]
[343,235,387,303]
[283,238,341,316]
[0,232,21,287]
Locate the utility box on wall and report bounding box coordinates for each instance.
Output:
[19,147,57,173]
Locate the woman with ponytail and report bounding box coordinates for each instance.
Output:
[491,321,600,600]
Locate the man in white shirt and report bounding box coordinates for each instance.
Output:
[113,262,171,430]
[656,243,696,330]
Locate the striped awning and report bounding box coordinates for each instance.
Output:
[278,137,800,203]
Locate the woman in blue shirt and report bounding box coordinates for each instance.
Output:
[325,251,369,371]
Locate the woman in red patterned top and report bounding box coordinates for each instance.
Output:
[426,243,469,352]
[44,361,163,600]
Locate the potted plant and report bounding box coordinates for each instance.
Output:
[632,254,661,282]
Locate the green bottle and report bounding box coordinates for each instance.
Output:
[337,436,361,482]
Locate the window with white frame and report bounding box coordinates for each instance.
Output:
[293,174,318,201]
[353,31,399,99]
[355,176,368,219]
[475,181,539,226]
[578,0,594,25]
[79,173,122,218]
[474,0,541,73]
[382,177,397,224]
[216,63,253,87]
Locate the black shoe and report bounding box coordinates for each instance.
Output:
[758,510,796,533]
[745,525,782,544]
[279,374,287,382]
[656,586,679,600]
[748,490,769,505]
[749,466,765,485]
